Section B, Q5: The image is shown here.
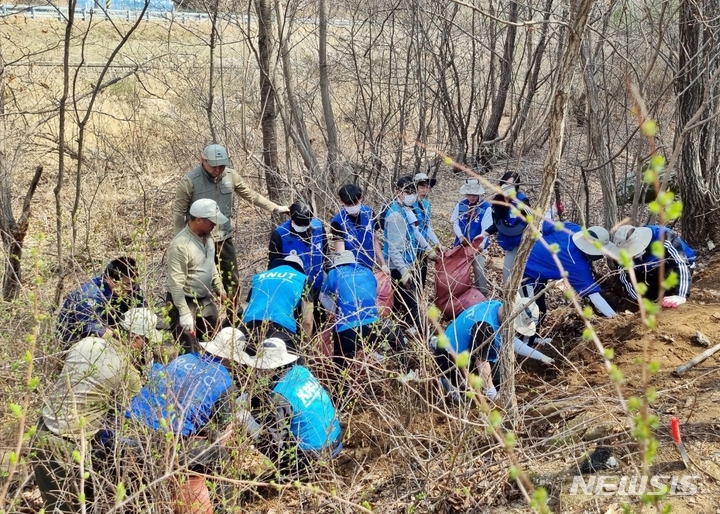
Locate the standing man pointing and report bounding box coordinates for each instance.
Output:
[173,144,290,314]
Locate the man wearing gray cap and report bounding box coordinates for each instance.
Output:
[173,144,290,313]
[167,198,228,353]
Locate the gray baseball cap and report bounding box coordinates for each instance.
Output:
[203,144,230,167]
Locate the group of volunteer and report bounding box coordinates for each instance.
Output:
[36,144,696,512]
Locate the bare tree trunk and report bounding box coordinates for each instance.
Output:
[484,0,518,142]
[581,38,617,228]
[255,0,284,202]
[206,0,220,142]
[499,0,596,422]
[52,0,76,307]
[675,0,720,246]
[319,0,338,183]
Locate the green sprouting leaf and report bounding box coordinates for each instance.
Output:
[650,154,666,171]
[488,409,503,428]
[657,190,675,206]
[23,350,33,364]
[468,373,484,391]
[437,333,449,349]
[583,306,594,319]
[609,364,624,384]
[603,348,614,360]
[644,168,658,184]
[509,465,519,480]
[662,272,679,290]
[549,243,560,254]
[641,119,658,136]
[667,201,683,221]
[651,241,665,259]
[582,327,594,340]
[9,403,22,418]
[646,314,657,329]
[619,250,632,269]
[455,351,470,370]
[648,201,661,214]
[627,396,641,411]
[646,387,658,402]
[510,207,520,217]
[530,487,549,509]
[642,298,657,315]
[636,282,648,296]
[8,451,17,465]
[564,289,573,299]
[28,376,40,391]
[427,305,441,322]
[555,221,564,231]
[648,361,660,374]
[73,450,82,464]
[504,432,516,448]
[443,156,453,165]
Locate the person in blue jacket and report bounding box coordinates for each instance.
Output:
[613,224,696,308]
[243,254,312,353]
[522,222,618,320]
[413,172,445,286]
[126,327,248,512]
[450,178,493,294]
[384,176,425,332]
[239,338,342,475]
[487,171,532,280]
[57,256,146,349]
[320,250,381,369]
[268,201,330,301]
[434,297,553,401]
[330,183,388,271]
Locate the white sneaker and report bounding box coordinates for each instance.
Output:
[398,369,418,383]
[429,336,438,350]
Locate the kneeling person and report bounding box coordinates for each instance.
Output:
[434,297,553,400]
[240,338,342,475]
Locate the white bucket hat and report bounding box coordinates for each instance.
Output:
[189,198,229,226]
[241,337,298,369]
[413,172,437,187]
[613,225,653,258]
[333,250,356,267]
[283,251,305,270]
[459,178,485,196]
[512,295,539,337]
[200,327,248,364]
[121,308,164,345]
[203,144,230,167]
[572,226,619,256]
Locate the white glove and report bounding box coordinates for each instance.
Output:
[401,273,412,287]
[588,292,617,318]
[381,264,390,274]
[661,295,686,308]
[236,409,261,439]
[179,312,194,333]
[540,355,555,365]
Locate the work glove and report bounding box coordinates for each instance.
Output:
[179,312,195,334]
[274,205,290,214]
[400,273,413,288]
[380,264,391,275]
[661,295,686,308]
[426,249,438,261]
[460,238,471,247]
[472,234,485,249]
[540,355,555,365]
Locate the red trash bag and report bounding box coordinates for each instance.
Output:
[435,245,486,318]
[375,271,394,318]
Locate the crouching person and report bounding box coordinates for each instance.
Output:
[239,338,342,477]
[126,327,248,513]
[434,297,553,401]
[31,308,160,513]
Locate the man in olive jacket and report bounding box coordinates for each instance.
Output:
[173,144,290,309]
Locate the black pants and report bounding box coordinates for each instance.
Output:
[434,321,499,389]
[244,319,297,355]
[390,269,420,331]
[334,324,376,369]
[166,294,217,354]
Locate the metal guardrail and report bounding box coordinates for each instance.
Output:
[0,4,351,25]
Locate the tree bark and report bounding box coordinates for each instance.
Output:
[499,0,597,422]
[483,0,518,142]
[319,0,338,186]
[675,0,720,247]
[581,38,618,228]
[255,0,284,203]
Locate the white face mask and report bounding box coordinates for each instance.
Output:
[403,194,417,206]
[292,222,310,233]
[344,203,362,216]
[501,184,516,196]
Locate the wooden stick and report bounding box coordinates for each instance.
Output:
[674,341,720,376]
